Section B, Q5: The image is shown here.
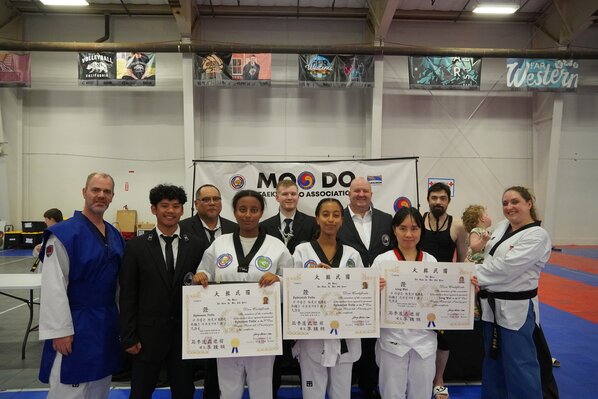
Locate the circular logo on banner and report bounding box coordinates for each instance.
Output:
[297,172,315,190]
[304,259,317,268]
[202,54,225,74]
[346,258,356,268]
[393,196,412,212]
[217,254,233,268]
[229,175,245,190]
[255,256,273,271]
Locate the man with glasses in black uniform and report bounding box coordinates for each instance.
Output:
[180,184,238,248]
[179,183,237,399]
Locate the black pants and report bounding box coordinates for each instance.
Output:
[203,358,220,399]
[129,349,195,399]
[354,337,379,396]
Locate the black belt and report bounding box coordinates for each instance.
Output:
[479,288,538,359]
[479,288,537,301]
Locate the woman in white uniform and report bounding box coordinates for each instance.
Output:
[475,186,553,399]
[291,198,363,399]
[193,190,293,399]
[371,206,437,399]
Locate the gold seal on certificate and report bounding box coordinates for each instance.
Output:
[283,268,380,340]
[182,282,282,359]
[379,261,475,330]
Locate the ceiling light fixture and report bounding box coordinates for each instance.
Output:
[40,0,89,6]
[473,2,519,14]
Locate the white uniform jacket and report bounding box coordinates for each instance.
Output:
[291,242,364,366]
[371,250,438,359]
[476,219,551,331]
[39,236,73,340]
[197,233,293,283]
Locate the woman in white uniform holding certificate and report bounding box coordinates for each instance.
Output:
[475,186,553,399]
[193,190,293,399]
[292,198,363,399]
[371,206,437,399]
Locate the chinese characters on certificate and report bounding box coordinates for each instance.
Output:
[283,268,380,339]
[379,261,475,330]
[182,282,282,359]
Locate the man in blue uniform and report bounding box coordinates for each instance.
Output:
[38,172,125,399]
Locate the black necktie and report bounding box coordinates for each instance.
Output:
[161,235,176,279]
[283,218,292,235]
[205,228,217,243]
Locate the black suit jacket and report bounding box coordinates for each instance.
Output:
[119,229,206,362]
[260,210,317,254]
[179,214,237,247]
[338,206,396,267]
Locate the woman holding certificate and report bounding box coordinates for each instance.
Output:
[371,206,437,399]
[475,186,553,399]
[291,198,364,399]
[193,190,293,399]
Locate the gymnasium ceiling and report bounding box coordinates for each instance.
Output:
[1,0,597,47]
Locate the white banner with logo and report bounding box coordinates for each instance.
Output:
[193,158,419,220]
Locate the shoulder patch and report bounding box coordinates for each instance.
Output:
[45,245,54,258]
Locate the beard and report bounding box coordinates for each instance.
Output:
[430,205,446,219]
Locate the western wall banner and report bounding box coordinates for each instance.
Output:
[408,56,481,90]
[0,53,31,87]
[193,53,272,86]
[298,54,374,88]
[192,158,418,220]
[78,52,156,86]
[506,58,579,91]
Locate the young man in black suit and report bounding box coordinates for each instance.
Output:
[260,179,317,397]
[119,184,206,399]
[179,184,237,247]
[260,179,317,254]
[337,176,395,399]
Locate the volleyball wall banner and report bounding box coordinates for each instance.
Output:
[0,53,31,87]
[193,53,272,86]
[506,58,579,91]
[78,52,156,86]
[193,158,418,220]
[408,56,481,90]
[298,54,374,88]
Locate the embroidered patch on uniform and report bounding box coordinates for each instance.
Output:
[217,254,233,268]
[255,256,272,271]
[71,384,80,387]
[346,258,356,268]
[304,259,317,268]
[381,234,391,246]
[306,381,313,387]
[45,245,54,257]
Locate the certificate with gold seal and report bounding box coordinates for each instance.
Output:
[182,282,282,359]
[379,261,475,330]
[283,268,380,339]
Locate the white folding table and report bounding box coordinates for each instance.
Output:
[0,273,42,359]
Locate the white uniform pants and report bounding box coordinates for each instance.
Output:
[376,346,435,399]
[217,355,275,399]
[298,352,353,399]
[47,353,112,399]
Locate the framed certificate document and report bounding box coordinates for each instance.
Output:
[379,261,475,330]
[283,268,380,339]
[182,282,282,359]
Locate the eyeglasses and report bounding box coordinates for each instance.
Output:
[198,196,222,204]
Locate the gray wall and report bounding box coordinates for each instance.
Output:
[0,15,596,244]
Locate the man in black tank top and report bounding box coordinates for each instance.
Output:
[420,183,468,399]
